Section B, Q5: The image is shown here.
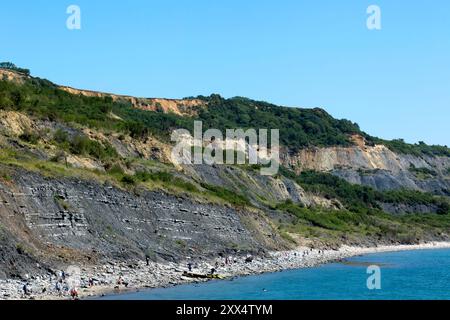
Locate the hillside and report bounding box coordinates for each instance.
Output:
[1,66,450,283]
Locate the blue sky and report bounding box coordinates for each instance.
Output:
[1,1,449,145]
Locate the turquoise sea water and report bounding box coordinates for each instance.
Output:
[100,249,450,300]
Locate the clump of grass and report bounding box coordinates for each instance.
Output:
[279,229,297,244]
[0,169,12,182]
[54,195,71,211]
[135,171,198,193]
[16,243,28,255]
[409,164,437,179]
[19,131,39,144]
[121,175,136,185]
[200,183,250,207]
[70,135,118,161]
[175,239,187,248]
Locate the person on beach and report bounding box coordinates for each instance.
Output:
[55,280,62,296]
[187,262,192,272]
[146,255,150,266]
[117,276,129,288]
[69,287,79,300]
[22,282,31,296]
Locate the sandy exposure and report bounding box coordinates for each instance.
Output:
[2,241,450,300]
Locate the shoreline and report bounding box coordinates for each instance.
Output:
[2,241,450,300]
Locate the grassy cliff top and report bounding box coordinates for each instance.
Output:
[1,65,449,157]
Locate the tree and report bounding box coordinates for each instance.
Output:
[0,62,30,75]
[10,91,22,106]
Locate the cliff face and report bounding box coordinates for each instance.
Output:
[184,164,341,209]
[283,142,450,195]
[59,86,206,116]
[1,68,449,281]
[0,167,285,278]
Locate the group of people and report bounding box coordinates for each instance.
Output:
[54,270,79,300]
[20,270,79,299]
[301,248,324,258]
[185,254,246,275]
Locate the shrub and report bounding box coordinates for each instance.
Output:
[121,175,136,185]
[70,135,90,155]
[19,131,39,144]
[409,164,437,178]
[53,129,69,144]
[70,135,118,160]
[281,167,449,214]
[135,171,198,192]
[200,183,250,206]
[107,164,125,175]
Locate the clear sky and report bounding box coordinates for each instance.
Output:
[1,1,449,145]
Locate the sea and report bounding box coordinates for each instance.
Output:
[99,248,450,300]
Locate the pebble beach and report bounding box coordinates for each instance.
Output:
[2,241,450,300]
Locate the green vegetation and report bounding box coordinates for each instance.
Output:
[134,171,250,206]
[280,167,450,215]
[120,175,136,185]
[69,135,118,161]
[280,167,381,212]
[0,62,30,76]
[48,129,118,161]
[195,95,450,156]
[54,195,71,211]
[277,200,377,232]
[381,190,450,215]
[16,243,28,255]
[0,169,12,182]
[175,239,187,248]
[135,171,198,192]
[276,200,450,244]
[200,183,250,207]
[367,138,450,157]
[196,95,361,149]
[19,131,40,144]
[0,74,193,141]
[408,164,437,179]
[1,68,448,156]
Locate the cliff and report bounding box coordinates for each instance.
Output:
[1,67,449,281]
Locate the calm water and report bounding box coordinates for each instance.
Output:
[100,249,450,300]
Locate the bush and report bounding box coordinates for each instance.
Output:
[200,183,250,206]
[281,167,449,214]
[135,171,198,192]
[121,175,136,185]
[0,62,30,75]
[409,164,437,178]
[53,129,69,144]
[2,74,447,156]
[19,131,39,144]
[70,135,118,161]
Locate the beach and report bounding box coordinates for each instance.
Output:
[2,241,450,300]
